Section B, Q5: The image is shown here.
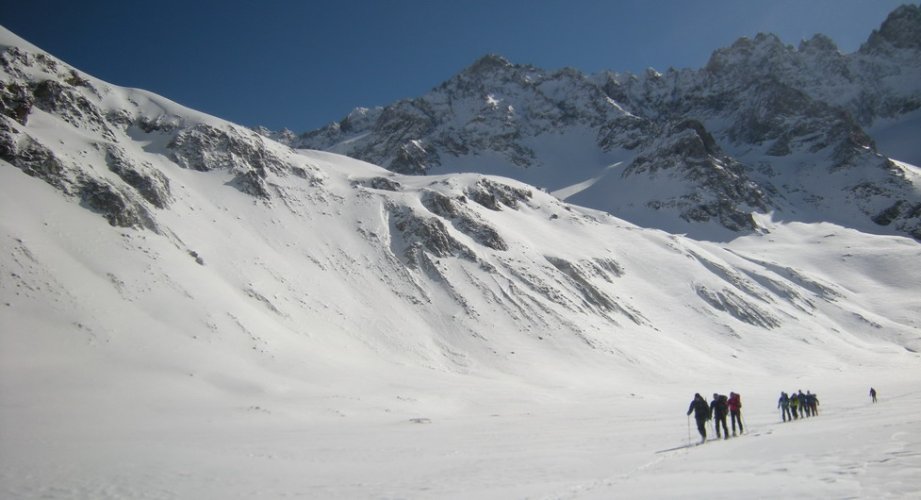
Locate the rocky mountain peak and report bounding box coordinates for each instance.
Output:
[704,33,789,75]
[285,5,920,239]
[443,53,544,94]
[463,54,514,76]
[798,33,840,54]
[862,4,921,53]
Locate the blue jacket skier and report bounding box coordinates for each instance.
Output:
[778,392,791,421]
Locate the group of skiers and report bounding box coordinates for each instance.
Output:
[777,390,819,422]
[686,387,880,445]
[686,392,743,444]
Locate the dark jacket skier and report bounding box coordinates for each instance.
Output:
[806,391,819,416]
[799,390,811,417]
[870,387,877,403]
[710,393,729,439]
[687,393,711,443]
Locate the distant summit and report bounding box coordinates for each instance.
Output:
[463,54,515,75]
[281,5,921,240]
[862,4,921,52]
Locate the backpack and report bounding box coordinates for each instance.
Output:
[730,393,742,409]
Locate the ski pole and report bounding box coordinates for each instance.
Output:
[687,415,691,446]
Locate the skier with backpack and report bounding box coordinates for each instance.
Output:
[728,392,743,435]
[686,393,711,444]
[806,391,819,416]
[710,393,730,439]
[778,392,791,422]
[799,390,811,417]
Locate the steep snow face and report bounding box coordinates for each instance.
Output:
[1,23,920,500]
[291,6,921,240]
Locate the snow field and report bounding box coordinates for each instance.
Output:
[2,23,920,498]
[2,361,917,499]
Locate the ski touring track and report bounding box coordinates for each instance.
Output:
[540,385,921,500]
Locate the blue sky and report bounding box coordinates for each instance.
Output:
[0,1,913,131]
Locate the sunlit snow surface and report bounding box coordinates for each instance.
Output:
[2,148,920,498]
[1,25,920,499]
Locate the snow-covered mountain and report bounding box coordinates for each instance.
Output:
[290,5,921,240]
[1,17,921,499]
[3,20,919,379]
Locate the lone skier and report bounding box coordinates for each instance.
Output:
[687,393,711,444]
[870,387,877,403]
[710,393,730,439]
[728,392,743,435]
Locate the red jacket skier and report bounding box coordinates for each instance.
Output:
[728,392,743,435]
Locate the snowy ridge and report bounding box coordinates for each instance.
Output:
[1,19,921,499]
[292,5,921,240]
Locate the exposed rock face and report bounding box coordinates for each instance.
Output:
[79,178,158,231]
[624,120,769,231]
[167,124,320,199]
[0,34,325,231]
[105,145,171,209]
[0,81,33,124]
[1,121,71,192]
[389,204,477,267]
[294,54,632,175]
[465,178,532,211]
[287,6,921,240]
[862,4,921,53]
[420,190,508,251]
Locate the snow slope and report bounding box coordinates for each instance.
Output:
[1,23,920,499]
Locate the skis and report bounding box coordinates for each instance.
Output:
[655,433,745,454]
[655,437,714,453]
[655,443,699,453]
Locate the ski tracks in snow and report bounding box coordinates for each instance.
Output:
[541,388,921,499]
